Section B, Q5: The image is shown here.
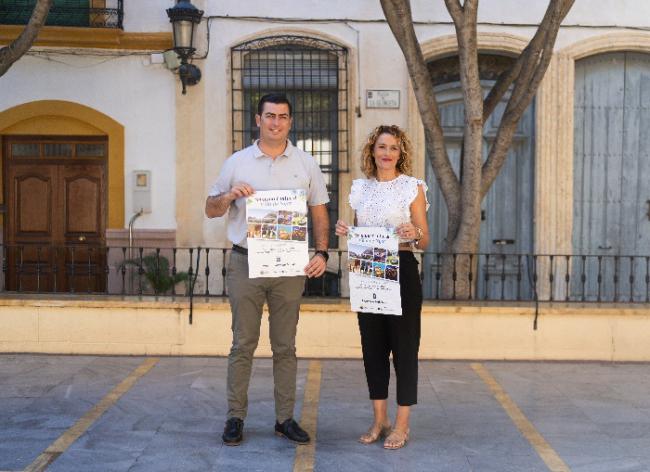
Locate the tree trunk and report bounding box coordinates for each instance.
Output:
[0,0,53,77]
[381,0,574,300]
[440,174,481,299]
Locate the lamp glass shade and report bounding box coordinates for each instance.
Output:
[173,20,195,51]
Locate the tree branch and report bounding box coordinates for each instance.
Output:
[480,0,574,197]
[482,0,566,122]
[380,0,461,210]
[443,0,483,250]
[443,0,464,24]
[506,1,567,113]
[0,0,53,77]
[463,0,479,16]
[482,50,525,122]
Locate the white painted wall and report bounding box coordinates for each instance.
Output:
[0,53,177,229]
[198,0,650,245]
[207,0,650,26]
[123,0,171,32]
[4,0,650,241]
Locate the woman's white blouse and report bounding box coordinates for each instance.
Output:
[349,174,430,238]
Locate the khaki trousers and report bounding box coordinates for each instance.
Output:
[226,251,305,422]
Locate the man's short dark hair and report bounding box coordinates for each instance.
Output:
[257,93,292,116]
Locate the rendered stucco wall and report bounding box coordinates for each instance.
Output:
[2,298,650,361]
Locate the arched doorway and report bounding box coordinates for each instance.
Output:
[423,54,536,299]
[0,100,124,292]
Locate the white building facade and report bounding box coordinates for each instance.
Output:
[1,0,650,300]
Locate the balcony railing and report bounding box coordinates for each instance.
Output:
[0,1,123,29]
[2,244,650,304]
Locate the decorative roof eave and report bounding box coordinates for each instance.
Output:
[0,25,172,51]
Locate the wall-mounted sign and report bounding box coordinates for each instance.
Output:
[366,90,400,109]
[132,170,152,213]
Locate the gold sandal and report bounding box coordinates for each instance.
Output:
[358,423,392,444]
[383,428,409,449]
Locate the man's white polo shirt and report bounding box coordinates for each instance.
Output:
[208,140,330,247]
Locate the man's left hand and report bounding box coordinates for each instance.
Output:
[304,254,327,278]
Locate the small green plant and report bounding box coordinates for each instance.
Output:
[121,253,189,294]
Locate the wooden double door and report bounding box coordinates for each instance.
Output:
[572,52,650,301]
[4,136,107,292]
[423,88,535,300]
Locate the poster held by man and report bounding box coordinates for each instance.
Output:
[246,189,309,278]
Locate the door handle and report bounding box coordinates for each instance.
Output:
[78,235,86,242]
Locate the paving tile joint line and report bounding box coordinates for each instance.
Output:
[471,363,572,472]
[21,358,160,472]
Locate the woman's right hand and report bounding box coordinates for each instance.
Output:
[335,219,350,236]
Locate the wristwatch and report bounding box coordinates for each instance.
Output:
[315,250,329,262]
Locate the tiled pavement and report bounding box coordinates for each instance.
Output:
[2,355,650,471]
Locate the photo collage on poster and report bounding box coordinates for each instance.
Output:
[245,189,309,278]
[246,208,308,242]
[347,243,399,282]
[347,226,402,315]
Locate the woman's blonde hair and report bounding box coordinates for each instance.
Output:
[360,125,413,178]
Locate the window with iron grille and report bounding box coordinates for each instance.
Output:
[231,35,349,248]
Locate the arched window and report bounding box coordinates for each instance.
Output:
[231,35,349,247]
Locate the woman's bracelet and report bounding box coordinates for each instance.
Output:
[414,226,423,241]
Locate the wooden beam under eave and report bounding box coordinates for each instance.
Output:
[0,25,172,51]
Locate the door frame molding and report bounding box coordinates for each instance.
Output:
[0,100,124,229]
[406,33,528,181]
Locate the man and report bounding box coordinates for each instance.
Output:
[205,93,330,446]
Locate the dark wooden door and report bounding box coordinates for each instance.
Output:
[4,137,107,292]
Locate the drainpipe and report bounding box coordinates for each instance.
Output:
[128,209,144,253]
[127,210,144,294]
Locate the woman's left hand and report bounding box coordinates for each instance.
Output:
[335,219,350,237]
[396,223,419,240]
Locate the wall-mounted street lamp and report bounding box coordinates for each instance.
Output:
[166,0,204,94]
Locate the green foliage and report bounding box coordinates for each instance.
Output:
[121,253,189,295]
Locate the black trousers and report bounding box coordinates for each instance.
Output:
[357,251,422,406]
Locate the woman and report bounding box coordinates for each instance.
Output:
[335,125,429,450]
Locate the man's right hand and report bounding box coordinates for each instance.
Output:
[205,182,255,218]
[228,182,255,201]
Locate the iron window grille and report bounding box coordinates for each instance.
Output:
[231,35,349,248]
